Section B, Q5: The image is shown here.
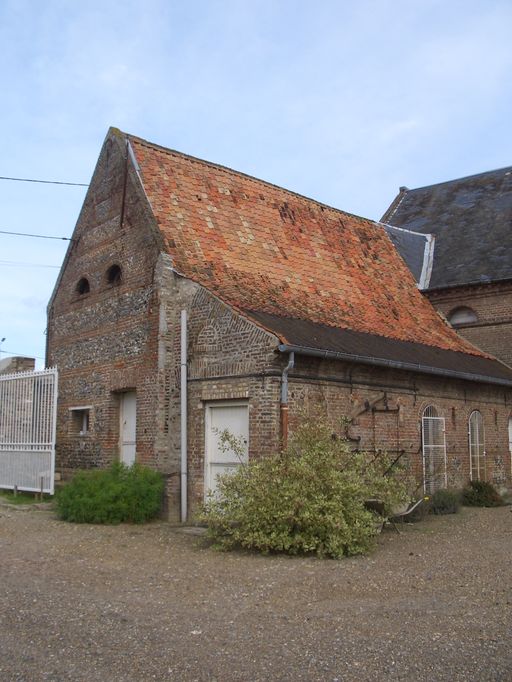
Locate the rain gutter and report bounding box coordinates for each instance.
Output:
[180,309,188,523]
[277,344,512,388]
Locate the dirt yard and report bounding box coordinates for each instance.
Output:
[0,503,510,682]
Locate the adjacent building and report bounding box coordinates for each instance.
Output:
[382,167,512,366]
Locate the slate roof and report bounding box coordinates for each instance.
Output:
[382,224,433,287]
[381,167,512,289]
[120,130,512,386]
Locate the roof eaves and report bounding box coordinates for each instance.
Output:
[425,276,512,292]
[278,343,512,387]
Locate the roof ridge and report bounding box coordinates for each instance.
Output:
[124,130,375,227]
[403,165,512,194]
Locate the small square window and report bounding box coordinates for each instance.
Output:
[69,407,92,436]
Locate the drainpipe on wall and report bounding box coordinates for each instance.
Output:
[280,352,295,451]
[180,309,188,523]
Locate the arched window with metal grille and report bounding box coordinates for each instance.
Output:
[468,410,485,481]
[421,405,447,494]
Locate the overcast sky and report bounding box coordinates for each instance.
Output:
[1,0,511,367]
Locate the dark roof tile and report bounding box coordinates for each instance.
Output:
[382,167,512,289]
[245,310,512,386]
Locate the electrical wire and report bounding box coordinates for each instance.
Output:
[0,260,60,269]
[0,175,88,187]
[0,349,45,360]
[0,230,72,241]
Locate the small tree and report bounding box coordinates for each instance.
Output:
[201,419,409,558]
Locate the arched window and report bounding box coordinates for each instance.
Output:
[106,264,122,286]
[76,277,90,295]
[421,405,447,493]
[468,411,485,481]
[448,306,477,326]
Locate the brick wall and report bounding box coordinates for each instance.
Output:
[428,281,512,365]
[285,355,512,495]
[157,273,281,519]
[47,131,164,473]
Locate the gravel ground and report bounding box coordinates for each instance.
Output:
[0,504,511,682]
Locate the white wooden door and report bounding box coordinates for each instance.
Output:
[120,391,136,466]
[205,402,249,497]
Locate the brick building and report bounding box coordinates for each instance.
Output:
[382,167,512,366]
[0,356,35,375]
[47,130,512,520]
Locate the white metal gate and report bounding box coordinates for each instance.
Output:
[422,405,447,494]
[0,367,58,494]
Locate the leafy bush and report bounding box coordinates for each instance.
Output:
[429,488,460,515]
[56,462,164,524]
[461,480,503,507]
[201,420,410,558]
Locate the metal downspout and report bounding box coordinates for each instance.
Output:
[180,309,188,523]
[280,352,295,451]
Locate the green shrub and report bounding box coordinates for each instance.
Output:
[461,480,504,507]
[429,488,460,515]
[56,462,164,524]
[200,420,410,558]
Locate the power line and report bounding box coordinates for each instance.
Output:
[0,349,45,360]
[0,175,88,187]
[0,229,72,241]
[0,260,60,269]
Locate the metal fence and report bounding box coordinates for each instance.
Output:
[422,406,447,494]
[0,367,58,494]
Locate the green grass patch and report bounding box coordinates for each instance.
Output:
[0,490,53,505]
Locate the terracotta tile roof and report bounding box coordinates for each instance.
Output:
[127,132,486,357]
